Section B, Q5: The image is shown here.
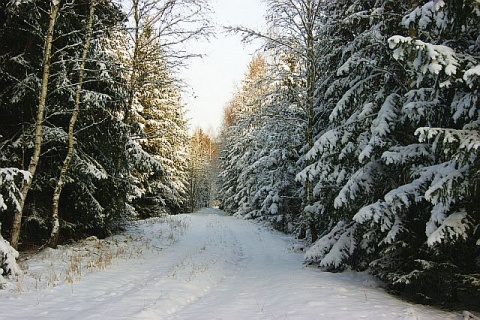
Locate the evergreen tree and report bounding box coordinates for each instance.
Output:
[376,0,480,306]
[242,53,304,232]
[299,0,479,307]
[118,0,211,217]
[218,55,269,216]
[218,53,304,232]
[126,22,189,217]
[0,0,208,248]
[231,0,325,240]
[300,0,408,268]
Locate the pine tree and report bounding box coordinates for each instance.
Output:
[218,52,305,232]
[231,0,325,240]
[126,22,189,217]
[218,55,269,216]
[118,0,211,217]
[299,0,479,308]
[298,1,410,269]
[376,0,480,306]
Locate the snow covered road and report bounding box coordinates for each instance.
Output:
[1,208,460,319]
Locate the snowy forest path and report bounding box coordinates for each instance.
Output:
[1,208,459,319]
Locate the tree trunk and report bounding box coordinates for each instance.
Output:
[125,0,141,126]
[109,0,140,219]
[301,0,318,243]
[10,0,60,249]
[48,0,96,249]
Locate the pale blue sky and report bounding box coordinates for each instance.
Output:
[183,0,267,134]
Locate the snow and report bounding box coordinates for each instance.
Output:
[464,65,480,78]
[0,231,22,287]
[427,210,470,246]
[388,36,459,78]
[382,144,431,165]
[464,65,480,88]
[0,168,31,212]
[7,0,33,5]
[401,0,446,30]
[0,208,461,319]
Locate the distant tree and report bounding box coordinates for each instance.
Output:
[218,51,305,233]
[249,53,304,232]
[218,54,269,215]
[116,0,211,217]
[187,128,218,212]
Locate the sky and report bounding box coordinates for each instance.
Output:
[182,0,267,134]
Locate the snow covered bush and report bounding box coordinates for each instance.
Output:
[0,226,22,288]
[0,168,27,288]
[0,168,30,214]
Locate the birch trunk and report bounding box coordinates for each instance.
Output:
[299,0,318,242]
[10,0,60,249]
[48,0,96,249]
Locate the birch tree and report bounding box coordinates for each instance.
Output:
[123,0,212,125]
[10,0,60,249]
[48,0,96,249]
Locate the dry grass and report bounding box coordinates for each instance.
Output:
[14,237,144,292]
[11,215,190,293]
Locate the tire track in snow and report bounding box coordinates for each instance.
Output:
[170,210,458,320]
[134,211,248,318]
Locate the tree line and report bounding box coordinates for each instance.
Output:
[218,0,479,310]
[0,0,214,255]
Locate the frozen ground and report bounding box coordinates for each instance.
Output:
[0,208,466,319]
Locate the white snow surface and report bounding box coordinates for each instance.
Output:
[0,208,462,319]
